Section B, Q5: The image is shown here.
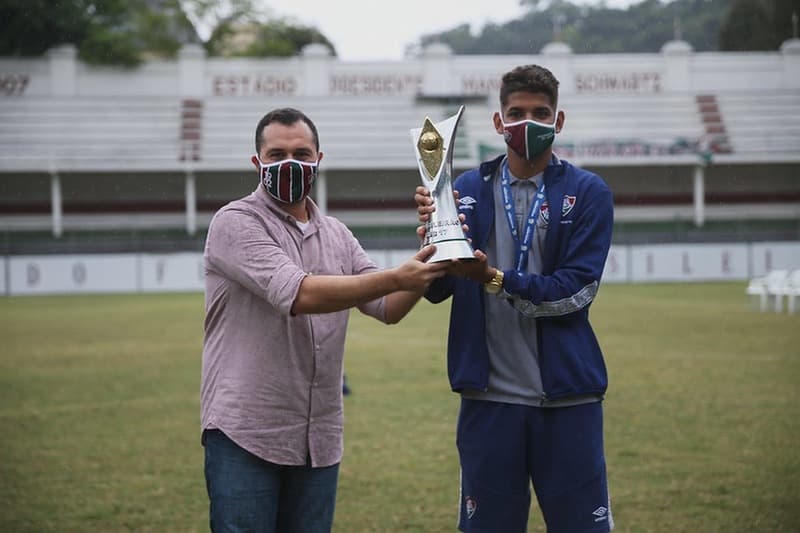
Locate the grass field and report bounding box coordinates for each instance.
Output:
[1,283,798,532]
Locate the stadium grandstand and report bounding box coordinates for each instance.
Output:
[1,37,799,291]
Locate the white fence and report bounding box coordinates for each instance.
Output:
[3,242,799,296]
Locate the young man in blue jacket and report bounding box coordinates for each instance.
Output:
[416,64,615,532]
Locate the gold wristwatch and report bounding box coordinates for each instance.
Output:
[484,268,504,295]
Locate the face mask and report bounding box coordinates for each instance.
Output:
[252,156,318,204]
[501,113,558,160]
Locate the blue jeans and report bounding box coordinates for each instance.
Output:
[203,429,339,533]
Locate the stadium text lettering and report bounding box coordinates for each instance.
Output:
[575,72,661,93]
[460,76,502,95]
[329,75,422,96]
[1,74,30,96]
[212,75,297,97]
[606,253,619,274]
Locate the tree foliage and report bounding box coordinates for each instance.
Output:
[0,0,197,67]
[179,0,336,58]
[419,0,800,55]
[719,0,775,50]
[720,0,800,50]
[0,0,335,66]
[3,0,798,67]
[202,16,335,57]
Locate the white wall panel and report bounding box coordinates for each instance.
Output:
[601,245,629,284]
[0,257,7,296]
[750,242,800,277]
[140,253,204,292]
[9,254,137,295]
[3,243,798,296]
[630,243,750,282]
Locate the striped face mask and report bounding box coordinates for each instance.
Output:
[252,156,318,204]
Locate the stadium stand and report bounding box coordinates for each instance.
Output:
[1,40,799,251]
[201,96,453,170]
[0,96,181,172]
[716,90,800,162]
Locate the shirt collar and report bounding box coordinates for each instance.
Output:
[502,157,543,186]
[508,170,543,186]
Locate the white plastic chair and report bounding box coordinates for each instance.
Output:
[778,269,800,314]
[745,270,788,312]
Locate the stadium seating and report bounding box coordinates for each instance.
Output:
[201,96,463,170]
[461,92,705,163]
[716,91,800,162]
[1,81,799,235]
[559,93,703,148]
[9,88,800,174]
[0,96,181,172]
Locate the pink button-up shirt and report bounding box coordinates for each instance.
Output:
[201,185,387,467]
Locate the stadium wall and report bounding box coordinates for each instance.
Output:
[3,241,800,296]
[4,41,798,99]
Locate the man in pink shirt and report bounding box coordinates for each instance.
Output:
[200,107,447,532]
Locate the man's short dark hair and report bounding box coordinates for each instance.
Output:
[255,108,320,153]
[500,65,560,109]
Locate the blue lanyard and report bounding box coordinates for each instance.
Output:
[500,161,546,272]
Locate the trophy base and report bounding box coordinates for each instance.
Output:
[427,239,475,263]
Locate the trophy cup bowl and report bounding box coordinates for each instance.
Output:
[410,105,475,263]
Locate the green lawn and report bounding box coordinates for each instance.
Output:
[0,283,798,532]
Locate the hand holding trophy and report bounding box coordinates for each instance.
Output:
[410,106,474,263]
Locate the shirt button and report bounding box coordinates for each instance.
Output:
[309,418,315,423]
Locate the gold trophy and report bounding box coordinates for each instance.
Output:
[411,105,474,263]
